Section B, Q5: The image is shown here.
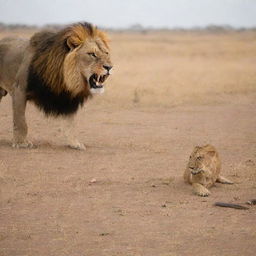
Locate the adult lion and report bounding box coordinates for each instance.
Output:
[0,22,112,150]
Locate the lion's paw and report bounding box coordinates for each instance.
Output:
[12,141,34,149]
[67,141,86,150]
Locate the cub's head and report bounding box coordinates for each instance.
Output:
[63,23,113,95]
[188,145,217,175]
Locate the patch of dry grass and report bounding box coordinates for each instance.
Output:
[1,29,256,107]
[102,31,256,107]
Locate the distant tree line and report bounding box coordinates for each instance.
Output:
[0,22,255,33]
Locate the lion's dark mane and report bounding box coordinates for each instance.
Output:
[27,66,85,116]
[26,22,94,116]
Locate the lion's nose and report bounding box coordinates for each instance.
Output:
[103,65,113,72]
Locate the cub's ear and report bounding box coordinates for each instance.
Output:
[66,37,80,51]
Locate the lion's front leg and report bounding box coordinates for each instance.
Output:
[61,114,86,150]
[12,86,33,148]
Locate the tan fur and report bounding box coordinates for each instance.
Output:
[184,145,233,196]
[0,23,112,149]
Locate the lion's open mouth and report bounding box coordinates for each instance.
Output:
[89,74,109,93]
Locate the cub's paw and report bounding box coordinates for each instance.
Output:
[12,141,34,149]
[194,187,211,197]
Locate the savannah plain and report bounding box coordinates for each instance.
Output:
[0,28,256,256]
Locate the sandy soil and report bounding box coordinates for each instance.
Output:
[0,93,255,256]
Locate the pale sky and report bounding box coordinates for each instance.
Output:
[0,0,255,28]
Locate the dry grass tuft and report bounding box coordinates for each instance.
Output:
[1,30,256,108]
[101,31,256,107]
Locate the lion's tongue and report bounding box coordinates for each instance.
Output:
[94,81,103,88]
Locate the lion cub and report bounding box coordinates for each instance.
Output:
[184,144,233,196]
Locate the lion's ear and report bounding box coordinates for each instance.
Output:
[66,37,80,51]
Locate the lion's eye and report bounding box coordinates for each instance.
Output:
[88,52,97,58]
[197,156,203,160]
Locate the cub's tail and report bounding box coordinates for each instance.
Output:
[0,87,7,102]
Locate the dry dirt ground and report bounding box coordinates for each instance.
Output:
[0,94,256,256]
[0,30,256,256]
